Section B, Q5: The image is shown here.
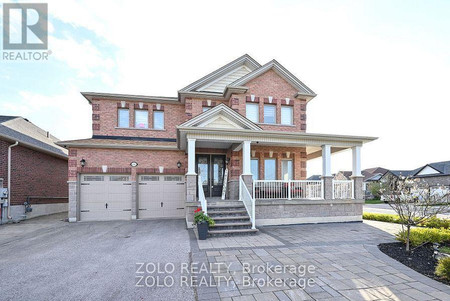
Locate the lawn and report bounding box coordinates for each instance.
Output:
[365,199,384,204]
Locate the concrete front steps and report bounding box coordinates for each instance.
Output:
[207,201,258,236]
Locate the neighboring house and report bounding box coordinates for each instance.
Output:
[58,54,376,229]
[0,116,68,223]
[382,161,450,187]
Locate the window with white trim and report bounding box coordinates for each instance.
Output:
[134,110,148,128]
[246,103,259,123]
[202,107,210,112]
[153,111,164,129]
[281,160,293,180]
[118,109,129,128]
[264,159,276,180]
[264,104,276,124]
[281,106,293,125]
[251,159,259,181]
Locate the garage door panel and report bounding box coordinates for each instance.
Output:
[80,174,132,221]
[138,175,185,219]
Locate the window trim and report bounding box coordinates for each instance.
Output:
[117,108,130,128]
[251,158,259,181]
[134,109,149,129]
[281,105,293,125]
[264,158,277,180]
[281,159,293,180]
[263,104,276,124]
[153,110,165,130]
[246,103,259,123]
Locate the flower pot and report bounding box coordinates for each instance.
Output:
[197,221,209,240]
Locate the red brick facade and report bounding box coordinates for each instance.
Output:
[0,139,68,206]
[68,69,308,182]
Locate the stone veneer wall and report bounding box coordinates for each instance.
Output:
[254,199,363,226]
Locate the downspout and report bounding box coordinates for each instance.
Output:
[7,141,19,219]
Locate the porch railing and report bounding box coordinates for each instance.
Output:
[253,180,323,200]
[332,180,354,199]
[198,174,207,215]
[239,176,255,229]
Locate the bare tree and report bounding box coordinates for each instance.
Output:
[382,175,450,251]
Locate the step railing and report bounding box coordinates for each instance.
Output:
[239,176,255,229]
[253,180,323,200]
[332,180,354,199]
[198,174,207,215]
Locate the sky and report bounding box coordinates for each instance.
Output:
[0,0,449,176]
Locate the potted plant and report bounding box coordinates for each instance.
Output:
[193,208,215,240]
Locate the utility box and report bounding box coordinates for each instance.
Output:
[0,188,7,200]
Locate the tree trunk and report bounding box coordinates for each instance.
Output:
[406,225,411,252]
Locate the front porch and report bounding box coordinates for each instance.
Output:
[178,104,376,229]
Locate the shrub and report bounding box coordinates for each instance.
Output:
[396,228,450,247]
[436,257,450,280]
[420,217,450,229]
[363,213,403,223]
[363,213,450,229]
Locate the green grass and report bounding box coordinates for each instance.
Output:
[439,246,450,254]
[365,199,384,204]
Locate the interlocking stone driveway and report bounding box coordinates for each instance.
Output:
[192,221,450,301]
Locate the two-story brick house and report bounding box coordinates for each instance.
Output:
[58,55,376,232]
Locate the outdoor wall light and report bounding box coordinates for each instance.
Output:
[225,157,230,165]
[80,158,86,167]
[177,161,182,168]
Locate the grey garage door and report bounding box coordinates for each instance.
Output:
[138,175,185,219]
[80,174,132,221]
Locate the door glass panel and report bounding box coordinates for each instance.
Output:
[251,159,259,181]
[264,159,276,180]
[198,157,208,185]
[213,156,224,185]
[281,160,293,180]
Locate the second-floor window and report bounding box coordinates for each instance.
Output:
[246,103,259,123]
[281,106,293,125]
[202,107,210,112]
[118,109,129,128]
[135,110,148,129]
[153,111,164,130]
[264,104,276,124]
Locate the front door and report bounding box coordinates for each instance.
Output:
[196,154,226,197]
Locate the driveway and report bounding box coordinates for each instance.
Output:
[1,215,450,301]
[194,221,450,300]
[364,203,450,219]
[0,214,194,301]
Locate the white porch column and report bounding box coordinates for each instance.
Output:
[187,138,196,175]
[352,146,362,177]
[242,140,252,175]
[321,144,331,177]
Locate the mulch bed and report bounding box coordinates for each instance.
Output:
[379,242,450,285]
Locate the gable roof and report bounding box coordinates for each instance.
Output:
[178,54,317,103]
[0,116,68,159]
[178,103,262,131]
[414,160,450,177]
[229,59,316,99]
[179,54,261,94]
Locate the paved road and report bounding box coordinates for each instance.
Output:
[0,214,194,301]
[364,203,450,219]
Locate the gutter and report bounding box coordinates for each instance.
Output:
[7,141,18,219]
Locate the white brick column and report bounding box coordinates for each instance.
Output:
[187,138,196,175]
[242,140,252,176]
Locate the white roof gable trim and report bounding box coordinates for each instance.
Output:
[416,165,441,176]
[179,103,262,131]
[229,60,316,97]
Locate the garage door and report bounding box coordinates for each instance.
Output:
[138,175,185,219]
[80,174,132,221]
